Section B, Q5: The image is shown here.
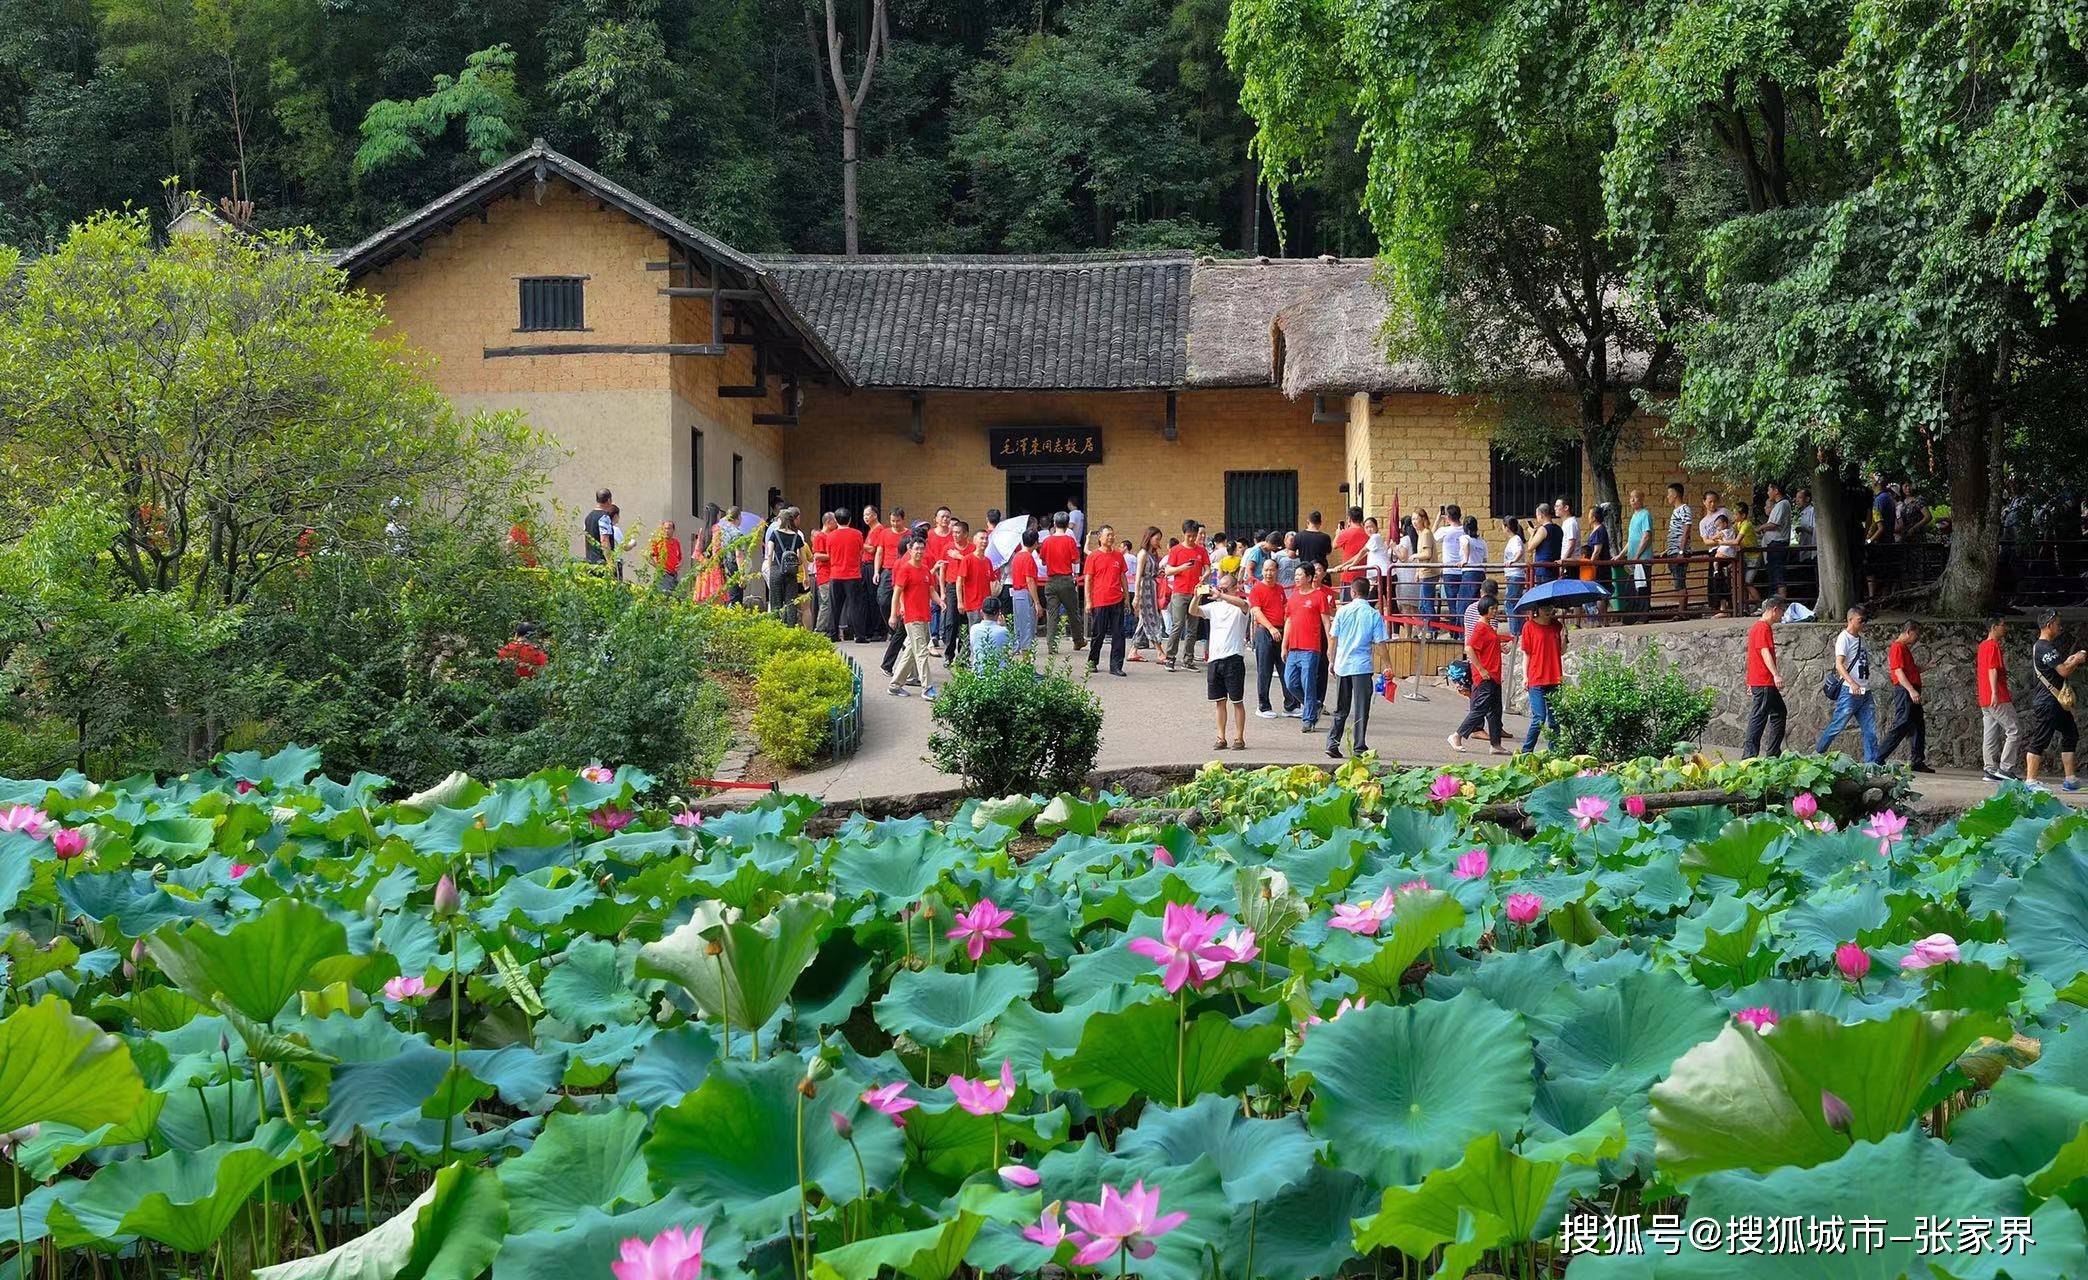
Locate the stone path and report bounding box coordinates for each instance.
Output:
[778,638,2086,816]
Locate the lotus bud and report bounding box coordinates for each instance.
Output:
[1821,1088,1853,1135]
[804,1055,834,1083]
[1834,943,1871,984]
[1792,791,1820,820]
[1623,795,1647,820]
[219,1031,232,1057]
[432,874,460,917]
[829,1110,853,1139]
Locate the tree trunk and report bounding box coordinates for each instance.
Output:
[1238,152,1260,255]
[823,0,886,257]
[1583,393,1621,514]
[1812,462,1862,619]
[1936,376,2003,617]
[840,107,861,254]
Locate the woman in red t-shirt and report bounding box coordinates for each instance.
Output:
[1516,604,1565,752]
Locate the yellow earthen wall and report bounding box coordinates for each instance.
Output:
[782,387,1347,535]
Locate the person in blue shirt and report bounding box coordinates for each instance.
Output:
[968,595,1013,671]
[1325,578,1391,759]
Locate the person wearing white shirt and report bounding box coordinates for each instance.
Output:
[1194,575,1253,751]
[1461,515,1489,619]
[1435,508,1467,625]
[1556,497,1580,574]
[1499,516,1527,636]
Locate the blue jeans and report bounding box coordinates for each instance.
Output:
[1815,689,1880,763]
[1522,683,1557,752]
[1011,591,1036,653]
[1284,650,1323,727]
[1505,574,1526,636]
[1419,578,1441,627]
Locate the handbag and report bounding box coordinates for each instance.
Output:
[1821,672,1844,701]
[2036,662,2078,711]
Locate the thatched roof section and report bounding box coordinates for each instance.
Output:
[1266,264,1437,398]
[1187,257,1373,388]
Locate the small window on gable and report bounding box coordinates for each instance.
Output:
[518,277,586,332]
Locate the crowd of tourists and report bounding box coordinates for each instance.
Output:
[572,483,2088,786]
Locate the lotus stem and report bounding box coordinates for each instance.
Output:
[195,1083,216,1145]
[794,1084,810,1280]
[11,1159,24,1278]
[268,1064,328,1251]
[846,1134,869,1244]
[1175,988,1186,1107]
[441,917,460,1162]
[254,1059,274,1262]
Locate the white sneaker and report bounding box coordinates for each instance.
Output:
[1283,708,1302,718]
[1256,709,1280,720]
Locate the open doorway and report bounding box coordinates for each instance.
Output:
[1005,466,1087,531]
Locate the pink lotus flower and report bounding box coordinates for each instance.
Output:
[1209,928,1259,967]
[50,829,87,861]
[947,899,1016,962]
[611,1225,704,1280]
[0,806,47,837]
[1504,893,1544,926]
[591,807,634,833]
[0,1124,39,1157]
[1807,815,1839,833]
[233,779,256,796]
[999,1164,1041,1188]
[1570,796,1610,830]
[1735,1007,1779,1033]
[432,874,460,916]
[1863,809,1908,857]
[1328,889,1395,936]
[1835,943,1871,983]
[1151,844,1175,868]
[949,1060,1017,1116]
[1023,1204,1069,1249]
[383,975,429,1002]
[1452,849,1490,880]
[860,1082,917,1127]
[1791,791,1819,820]
[1624,795,1647,820]
[1396,879,1431,895]
[828,1110,853,1139]
[1063,1180,1189,1266]
[1429,774,1461,803]
[580,765,614,785]
[1301,995,1366,1035]
[1128,903,1247,992]
[227,861,251,879]
[671,810,703,828]
[1900,933,1960,970]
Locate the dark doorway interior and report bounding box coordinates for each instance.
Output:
[1004,467,1087,530]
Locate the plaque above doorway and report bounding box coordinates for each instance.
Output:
[988,426,1102,467]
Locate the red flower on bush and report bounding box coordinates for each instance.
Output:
[497,639,549,678]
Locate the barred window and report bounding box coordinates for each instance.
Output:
[517,277,586,331]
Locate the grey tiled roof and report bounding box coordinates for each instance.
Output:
[763,253,1193,390]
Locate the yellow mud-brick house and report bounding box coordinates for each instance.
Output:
[333,141,1706,552]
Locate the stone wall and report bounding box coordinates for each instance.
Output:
[1561,616,2082,770]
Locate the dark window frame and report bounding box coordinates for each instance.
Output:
[1489,443,1584,522]
[732,454,745,509]
[819,483,882,526]
[690,427,703,517]
[1225,469,1300,537]
[516,276,589,332]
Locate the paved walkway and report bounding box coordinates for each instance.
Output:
[784,639,2084,815]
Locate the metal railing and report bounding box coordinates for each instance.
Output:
[827,656,864,761]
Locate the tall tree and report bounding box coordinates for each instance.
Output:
[823,0,888,254]
[1227,0,1671,511]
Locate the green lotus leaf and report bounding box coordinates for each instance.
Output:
[2010,845,2088,988]
[1352,1110,1625,1269]
[147,896,349,1022]
[1532,968,1727,1089]
[489,1195,743,1280]
[1211,1161,1374,1280]
[471,868,599,930]
[540,937,655,1029]
[46,1119,313,1253]
[830,830,967,905]
[0,996,151,1136]
[1778,883,1891,963]
[637,893,835,1034]
[496,1106,653,1232]
[1950,1072,2088,1181]
[812,1185,1004,1280]
[642,1057,902,1235]
[255,1160,508,1280]
[1048,998,1283,1109]
[1650,1008,2005,1183]
[874,963,1038,1048]
[1114,1095,1322,1208]
[1291,989,1535,1185]
[1036,794,1109,837]
[133,814,217,861]
[1269,828,1370,896]
[1678,817,1786,891]
[618,1023,720,1114]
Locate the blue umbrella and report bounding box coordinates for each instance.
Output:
[1512,577,1610,613]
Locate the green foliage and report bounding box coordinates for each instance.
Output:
[353,45,524,174]
[1548,646,1717,761]
[927,656,1103,797]
[749,648,854,770]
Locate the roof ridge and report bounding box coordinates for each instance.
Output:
[764,251,1194,268]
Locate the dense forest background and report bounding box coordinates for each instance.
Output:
[0,0,1375,256]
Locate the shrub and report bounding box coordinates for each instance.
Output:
[695,605,831,676]
[927,656,1103,796]
[1549,643,1716,761]
[752,648,856,769]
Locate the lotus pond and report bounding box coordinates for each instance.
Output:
[5,748,2088,1279]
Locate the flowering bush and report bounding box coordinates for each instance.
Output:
[7,746,2085,1278]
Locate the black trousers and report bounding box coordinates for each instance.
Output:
[1456,678,1503,745]
[1253,629,1296,712]
[940,584,963,661]
[1087,602,1126,673]
[1877,687,1927,766]
[881,623,907,675]
[1745,685,1787,758]
[1326,672,1375,754]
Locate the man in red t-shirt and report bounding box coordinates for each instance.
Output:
[934,519,974,664]
[1009,529,1043,654]
[823,512,866,642]
[1332,505,1371,592]
[1037,511,1085,652]
[958,529,994,616]
[1977,615,2019,780]
[1162,521,1211,671]
[1281,563,1335,728]
[866,507,904,643]
[1877,618,1932,772]
[1741,595,1789,757]
[1517,603,1567,753]
[1083,524,1129,675]
[1247,557,1295,717]
[886,537,940,698]
[808,513,840,639]
[1450,597,1506,751]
